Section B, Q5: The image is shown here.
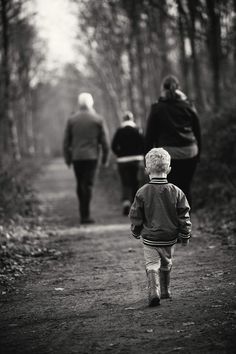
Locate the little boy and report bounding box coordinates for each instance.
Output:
[129,148,191,307]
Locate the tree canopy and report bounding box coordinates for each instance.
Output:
[0,0,236,158]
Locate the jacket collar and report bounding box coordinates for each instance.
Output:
[159,89,188,102]
[121,120,137,128]
[149,177,168,184]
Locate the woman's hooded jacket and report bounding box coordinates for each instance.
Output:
[145,90,201,158]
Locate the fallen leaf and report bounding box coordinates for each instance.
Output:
[183,321,195,326]
[125,307,135,310]
[145,329,153,333]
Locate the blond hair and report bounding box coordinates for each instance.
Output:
[145,148,171,174]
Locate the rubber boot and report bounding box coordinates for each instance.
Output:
[160,270,171,299]
[146,270,160,307]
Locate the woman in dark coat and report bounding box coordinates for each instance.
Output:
[145,75,201,206]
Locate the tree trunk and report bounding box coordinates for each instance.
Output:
[234,0,236,80]
[157,1,171,78]
[133,14,150,127]
[126,40,140,120]
[186,0,205,109]
[1,0,10,153]
[1,0,21,160]
[176,0,190,95]
[25,91,36,156]
[9,110,21,161]
[89,56,121,127]
[206,0,222,106]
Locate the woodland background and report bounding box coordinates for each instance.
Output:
[0,0,236,283]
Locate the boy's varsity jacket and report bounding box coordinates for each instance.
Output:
[129,177,191,246]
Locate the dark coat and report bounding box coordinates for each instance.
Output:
[145,96,201,156]
[111,123,144,158]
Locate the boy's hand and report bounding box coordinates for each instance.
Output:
[131,233,140,239]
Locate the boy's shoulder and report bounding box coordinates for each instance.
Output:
[168,183,188,202]
[168,182,185,193]
[136,183,150,195]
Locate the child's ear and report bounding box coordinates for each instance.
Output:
[167,166,171,175]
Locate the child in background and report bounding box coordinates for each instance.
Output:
[129,148,191,306]
[111,111,144,216]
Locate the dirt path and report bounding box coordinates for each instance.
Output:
[0,159,236,354]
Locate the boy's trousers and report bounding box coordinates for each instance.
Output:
[143,244,175,272]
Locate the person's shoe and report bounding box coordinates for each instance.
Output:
[147,270,161,307]
[81,218,95,224]
[160,270,171,299]
[149,297,160,307]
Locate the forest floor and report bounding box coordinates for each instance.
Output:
[0,158,236,354]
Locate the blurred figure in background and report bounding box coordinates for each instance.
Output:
[63,92,109,224]
[145,75,201,206]
[111,111,144,215]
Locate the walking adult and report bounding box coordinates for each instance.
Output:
[63,92,109,224]
[111,111,144,215]
[145,75,201,206]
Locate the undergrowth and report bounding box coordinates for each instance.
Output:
[0,158,41,221]
[0,157,49,293]
[193,106,236,243]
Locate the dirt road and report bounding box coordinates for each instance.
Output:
[0,159,235,354]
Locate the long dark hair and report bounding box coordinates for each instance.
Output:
[161,75,180,100]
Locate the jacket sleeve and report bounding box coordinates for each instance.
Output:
[176,190,192,242]
[129,194,144,237]
[63,119,72,166]
[145,103,158,154]
[111,130,120,156]
[99,119,110,165]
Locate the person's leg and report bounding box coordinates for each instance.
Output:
[118,163,131,215]
[80,160,97,222]
[73,160,97,223]
[73,161,84,219]
[143,244,161,306]
[158,246,175,299]
[168,157,198,206]
[129,161,140,202]
[183,157,198,206]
